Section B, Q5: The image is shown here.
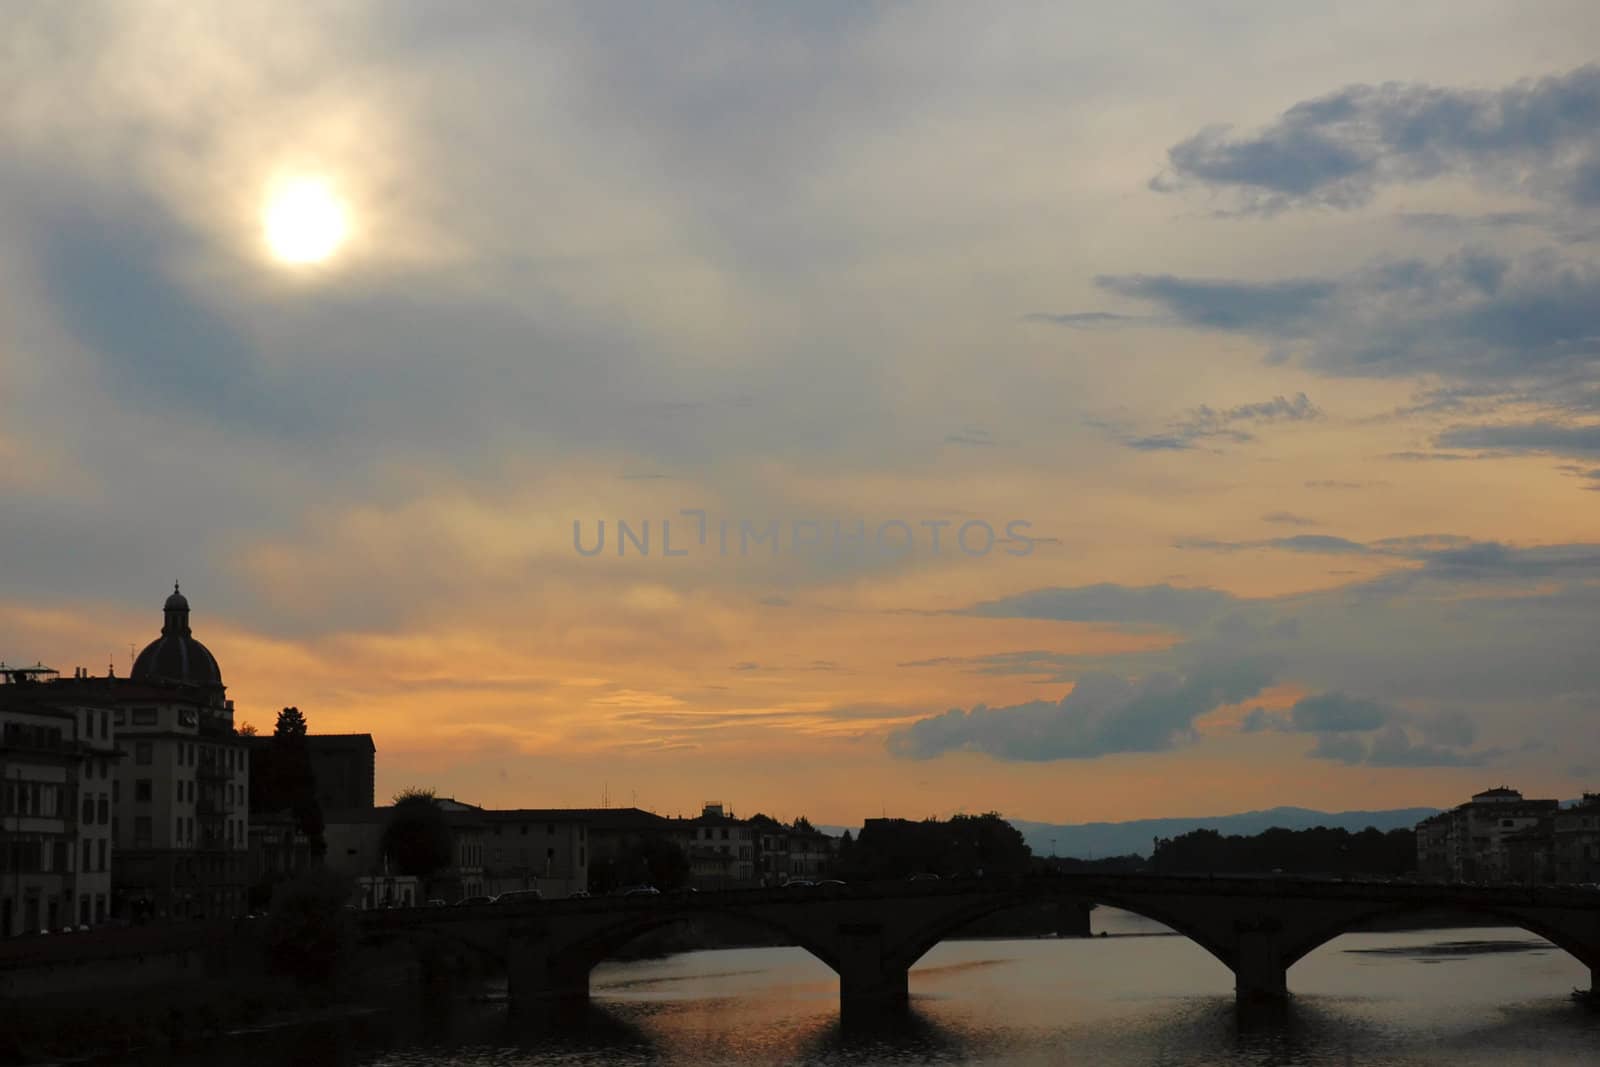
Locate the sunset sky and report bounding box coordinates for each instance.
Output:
[3,3,1598,826]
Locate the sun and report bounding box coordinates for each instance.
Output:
[262,177,350,265]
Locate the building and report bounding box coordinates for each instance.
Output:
[677,802,756,889]
[33,587,253,920]
[1414,787,1561,882]
[306,734,376,810]
[250,732,376,813]
[1553,793,1600,884]
[482,809,590,898]
[0,664,119,935]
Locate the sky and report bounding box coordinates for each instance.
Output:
[2,2,1598,826]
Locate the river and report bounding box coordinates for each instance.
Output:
[153,909,1597,1066]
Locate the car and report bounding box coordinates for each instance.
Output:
[908,872,940,881]
[456,895,495,906]
[783,880,816,888]
[621,885,660,897]
[815,879,846,887]
[495,889,544,905]
[569,890,590,899]
[426,898,448,907]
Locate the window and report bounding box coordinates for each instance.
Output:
[135,780,152,803]
[176,817,184,841]
[97,796,108,824]
[133,817,152,848]
[176,780,184,802]
[114,709,126,726]
[721,828,729,840]
[82,796,94,823]
[82,839,91,871]
[548,823,556,834]
[135,742,152,765]
[97,839,106,872]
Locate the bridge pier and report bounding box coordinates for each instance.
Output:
[1055,900,1092,938]
[834,922,909,1018]
[1231,921,1288,1003]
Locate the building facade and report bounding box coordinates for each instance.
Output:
[1553,793,1600,884]
[483,809,589,898]
[0,665,119,935]
[1415,787,1562,883]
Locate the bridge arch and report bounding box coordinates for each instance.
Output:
[552,905,842,977]
[1279,897,1600,975]
[889,889,1235,976]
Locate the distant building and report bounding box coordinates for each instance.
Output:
[1415,787,1560,882]
[306,734,376,810]
[1553,793,1600,884]
[0,664,119,934]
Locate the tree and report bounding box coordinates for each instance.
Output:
[588,834,689,894]
[254,707,326,856]
[792,815,815,833]
[237,721,258,737]
[381,789,454,893]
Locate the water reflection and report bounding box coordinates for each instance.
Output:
[139,918,1596,1066]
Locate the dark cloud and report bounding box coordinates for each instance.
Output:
[1155,65,1600,212]
[1435,421,1600,456]
[1095,275,1334,334]
[1096,250,1600,386]
[1289,692,1394,732]
[1308,734,1368,764]
[1365,726,1504,768]
[885,659,1274,762]
[1023,311,1151,328]
[1177,534,1371,556]
[966,583,1237,629]
[1116,393,1321,452]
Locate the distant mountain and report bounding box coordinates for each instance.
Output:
[819,806,1441,860]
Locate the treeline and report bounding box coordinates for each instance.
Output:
[836,813,1032,880]
[1038,825,1417,876]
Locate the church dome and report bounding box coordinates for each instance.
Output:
[131,583,223,688]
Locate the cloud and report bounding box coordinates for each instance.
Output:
[1023,311,1151,328]
[1435,421,1600,456]
[1096,275,1334,334]
[1154,65,1600,212]
[965,583,1238,629]
[1096,250,1600,387]
[1289,691,1394,732]
[1262,512,1318,526]
[1115,392,1322,451]
[1177,534,1371,556]
[885,659,1274,762]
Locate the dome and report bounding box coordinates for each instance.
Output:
[131,583,223,689]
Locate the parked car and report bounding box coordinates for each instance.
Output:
[426,898,448,907]
[783,880,816,889]
[569,890,590,899]
[815,879,846,887]
[620,885,660,897]
[908,872,940,881]
[456,895,495,906]
[496,889,544,905]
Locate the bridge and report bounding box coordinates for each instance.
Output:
[357,873,1600,1017]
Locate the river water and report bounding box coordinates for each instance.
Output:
[162,910,1598,1066]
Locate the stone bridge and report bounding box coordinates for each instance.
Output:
[356,874,1600,1016]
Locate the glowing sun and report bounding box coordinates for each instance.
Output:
[262,178,349,265]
